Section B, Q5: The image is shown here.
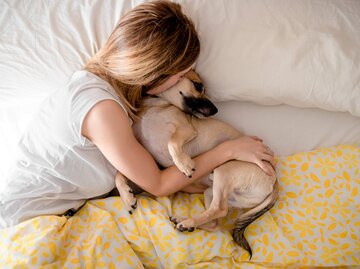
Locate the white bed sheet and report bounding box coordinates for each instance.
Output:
[214,101,360,157]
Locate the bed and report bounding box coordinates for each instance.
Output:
[0,0,359,268]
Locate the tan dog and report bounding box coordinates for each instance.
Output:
[116,70,278,258]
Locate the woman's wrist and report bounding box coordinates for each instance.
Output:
[214,140,233,163]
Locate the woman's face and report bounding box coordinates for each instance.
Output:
[146,66,192,95]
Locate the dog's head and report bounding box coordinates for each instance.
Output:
[157,70,218,118]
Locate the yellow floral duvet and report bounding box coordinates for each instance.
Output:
[1,144,359,269]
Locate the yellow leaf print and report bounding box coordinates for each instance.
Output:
[262,234,269,245]
[118,217,129,224]
[31,257,38,266]
[49,242,57,257]
[310,173,321,183]
[301,162,309,172]
[314,157,336,176]
[94,201,106,207]
[343,171,351,181]
[339,231,348,238]
[285,214,294,224]
[325,189,334,198]
[70,258,80,264]
[320,212,327,220]
[149,217,157,227]
[281,169,302,186]
[308,243,317,250]
[294,219,316,237]
[344,153,359,169]
[103,242,110,250]
[96,236,102,245]
[287,250,300,257]
[351,187,358,197]
[289,163,297,169]
[286,192,297,199]
[324,179,331,188]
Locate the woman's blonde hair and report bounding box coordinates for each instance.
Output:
[85,0,200,120]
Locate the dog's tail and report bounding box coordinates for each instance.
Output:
[232,179,279,260]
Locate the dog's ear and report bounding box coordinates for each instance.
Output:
[185,69,202,83]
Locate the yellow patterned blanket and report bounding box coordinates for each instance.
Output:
[1,145,359,268]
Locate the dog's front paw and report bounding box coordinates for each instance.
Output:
[170,216,196,232]
[119,187,138,215]
[173,155,196,178]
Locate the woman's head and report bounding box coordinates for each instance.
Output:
[86,0,200,119]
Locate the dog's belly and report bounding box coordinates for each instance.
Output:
[215,161,276,209]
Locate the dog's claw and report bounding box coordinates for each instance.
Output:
[131,201,137,209]
[169,216,178,224]
[174,156,196,178]
[170,216,196,233]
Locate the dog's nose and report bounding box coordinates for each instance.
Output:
[183,96,218,117]
[195,98,218,117]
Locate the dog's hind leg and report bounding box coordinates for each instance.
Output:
[171,172,229,232]
[198,187,220,231]
[168,126,197,177]
[115,172,138,215]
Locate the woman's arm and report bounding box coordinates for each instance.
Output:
[82,100,274,196]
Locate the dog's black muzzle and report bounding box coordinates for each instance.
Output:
[183,96,218,117]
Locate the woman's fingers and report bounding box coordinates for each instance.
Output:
[256,160,274,176]
[260,152,275,166]
[250,135,263,142]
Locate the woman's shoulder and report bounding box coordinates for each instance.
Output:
[67,70,123,109]
[68,70,113,93]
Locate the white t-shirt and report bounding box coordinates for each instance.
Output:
[0,70,130,228]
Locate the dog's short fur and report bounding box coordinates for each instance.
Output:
[116,70,278,258]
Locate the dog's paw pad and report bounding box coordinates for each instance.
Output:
[170,217,196,233]
[176,223,195,232]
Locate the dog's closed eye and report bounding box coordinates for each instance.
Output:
[192,81,204,93]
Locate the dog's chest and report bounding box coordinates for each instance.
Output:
[132,107,178,167]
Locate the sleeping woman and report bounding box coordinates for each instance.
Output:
[0,0,274,228]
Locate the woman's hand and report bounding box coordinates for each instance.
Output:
[221,136,276,176]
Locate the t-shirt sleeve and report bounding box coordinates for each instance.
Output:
[69,85,130,146]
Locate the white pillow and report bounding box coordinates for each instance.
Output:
[2,0,359,115]
[0,0,132,107]
[180,0,360,117]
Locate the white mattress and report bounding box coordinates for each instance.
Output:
[1,0,360,191]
